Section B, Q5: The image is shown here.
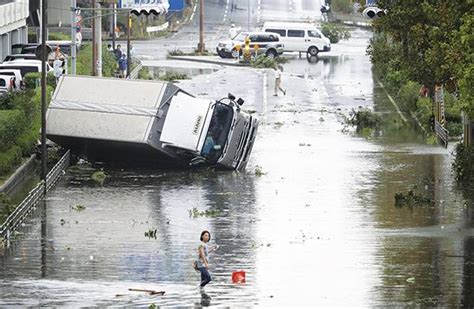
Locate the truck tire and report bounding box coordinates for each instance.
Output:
[308,46,319,56]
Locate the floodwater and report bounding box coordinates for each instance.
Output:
[2,28,474,307]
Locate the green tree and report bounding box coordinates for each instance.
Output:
[372,1,473,93]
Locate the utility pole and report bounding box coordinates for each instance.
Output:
[71,0,76,74]
[94,1,102,76]
[111,2,116,50]
[92,0,97,76]
[40,0,47,194]
[198,0,205,53]
[127,12,131,78]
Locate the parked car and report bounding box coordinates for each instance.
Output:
[262,22,331,56]
[11,41,73,56]
[216,32,284,59]
[0,69,23,88]
[3,54,38,62]
[0,75,15,94]
[0,59,51,77]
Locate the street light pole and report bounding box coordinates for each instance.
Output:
[41,0,47,194]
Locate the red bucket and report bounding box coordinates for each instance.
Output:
[232,271,246,284]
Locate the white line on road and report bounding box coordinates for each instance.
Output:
[377,80,408,123]
[263,71,268,124]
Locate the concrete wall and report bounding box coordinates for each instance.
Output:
[48,0,73,27]
[0,1,29,60]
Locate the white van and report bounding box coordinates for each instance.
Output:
[262,22,331,56]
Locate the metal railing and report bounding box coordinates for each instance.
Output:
[435,121,449,148]
[129,57,143,80]
[0,150,71,241]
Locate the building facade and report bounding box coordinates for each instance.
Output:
[0,0,29,61]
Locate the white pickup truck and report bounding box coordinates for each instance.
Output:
[46,75,258,171]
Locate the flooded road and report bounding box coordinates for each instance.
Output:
[2,28,474,307]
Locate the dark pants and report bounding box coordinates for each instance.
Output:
[199,267,212,287]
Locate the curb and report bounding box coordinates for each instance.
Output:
[0,155,37,196]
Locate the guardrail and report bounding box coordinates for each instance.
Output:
[435,121,449,148]
[0,150,70,242]
[129,57,143,80]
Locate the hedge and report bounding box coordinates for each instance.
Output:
[0,110,26,152]
[0,145,22,175]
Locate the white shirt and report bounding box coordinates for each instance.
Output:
[275,68,282,79]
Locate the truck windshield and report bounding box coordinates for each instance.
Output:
[200,103,234,162]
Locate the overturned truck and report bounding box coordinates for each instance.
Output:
[46,76,258,170]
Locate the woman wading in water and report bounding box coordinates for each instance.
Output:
[195,230,219,288]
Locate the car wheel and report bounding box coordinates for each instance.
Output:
[265,49,277,59]
[217,49,227,58]
[308,46,319,56]
[231,48,240,58]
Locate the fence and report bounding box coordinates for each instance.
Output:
[435,121,449,148]
[0,150,70,241]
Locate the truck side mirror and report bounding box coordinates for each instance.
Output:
[237,98,244,106]
[228,93,236,100]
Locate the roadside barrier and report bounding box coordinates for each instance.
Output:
[0,150,70,242]
[129,57,143,80]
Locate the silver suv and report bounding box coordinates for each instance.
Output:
[216,32,284,59]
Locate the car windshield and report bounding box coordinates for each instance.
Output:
[233,32,248,41]
[200,103,234,162]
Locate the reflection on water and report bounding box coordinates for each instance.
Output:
[2,28,474,306]
[146,66,219,80]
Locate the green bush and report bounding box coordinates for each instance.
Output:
[447,122,463,137]
[74,44,117,77]
[347,108,381,131]
[397,81,420,113]
[0,110,25,151]
[453,143,474,182]
[414,97,433,132]
[0,146,22,175]
[321,23,351,44]
[159,71,188,82]
[250,55,279,68]
[331,0,354,14]
[48,32,70,41]
[23,72,56,90]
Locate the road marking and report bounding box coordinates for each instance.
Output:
[190,3,197,21]
[263,71,268,124]
[377,80,408,123]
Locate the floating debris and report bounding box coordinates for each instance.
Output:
[71,205,86,211]
[91,170,107,185]
[254,165,266,177]
[394,190,433,208]
[145,229,158,239]
[189,207,221,218]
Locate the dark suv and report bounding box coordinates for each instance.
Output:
[216,32,284,59]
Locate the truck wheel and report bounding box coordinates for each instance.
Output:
[308,46,319,56]
[265,49,277,59]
